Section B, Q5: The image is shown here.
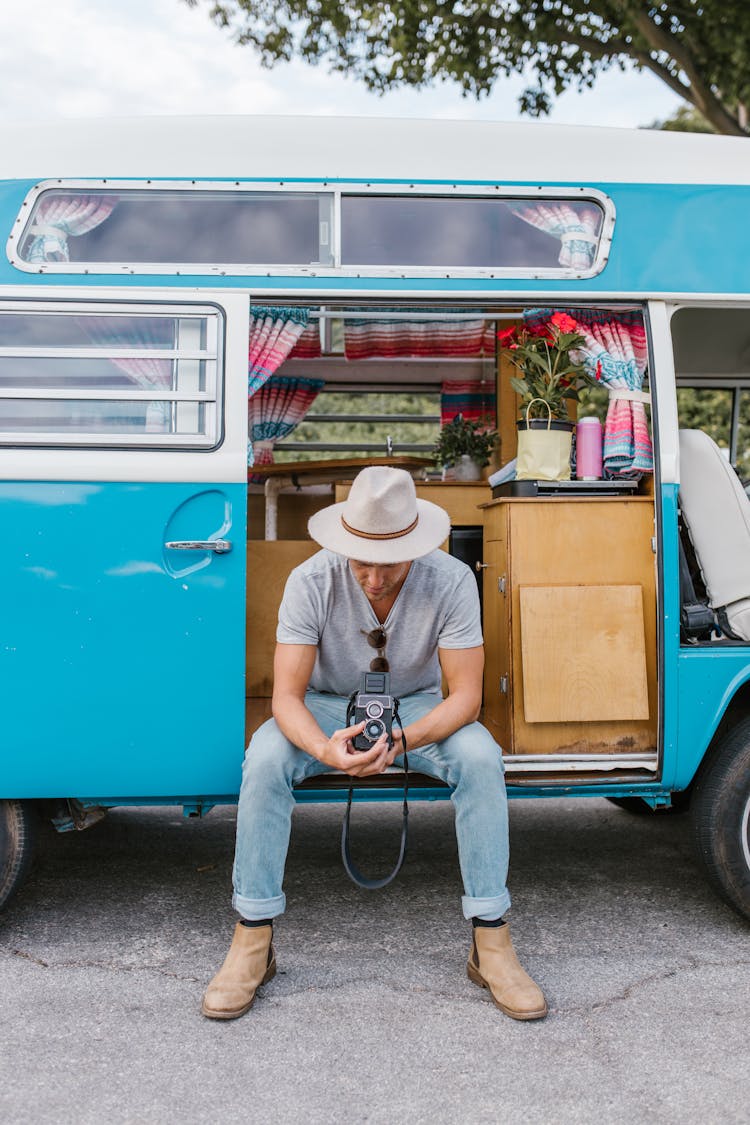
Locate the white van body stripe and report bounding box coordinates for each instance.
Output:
[0,115,748,186]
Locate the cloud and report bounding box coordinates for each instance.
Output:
[0,0,283,119]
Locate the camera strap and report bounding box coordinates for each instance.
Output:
[341,697,409,890]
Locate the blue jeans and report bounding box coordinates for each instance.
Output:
[232,691,511,922]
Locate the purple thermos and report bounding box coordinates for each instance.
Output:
[576,416,603,480]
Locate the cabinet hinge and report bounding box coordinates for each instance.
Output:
[498,575,507,595]
[499,675,508,695]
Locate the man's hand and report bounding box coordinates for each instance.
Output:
[320,721,399,777]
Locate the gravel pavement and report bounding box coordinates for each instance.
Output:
[1,796,748,1124]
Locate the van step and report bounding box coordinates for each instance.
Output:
[295,770,449,791]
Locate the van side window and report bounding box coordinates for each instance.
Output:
[672,307,750,481]
[9,183,612,278]
[14,189,334,268]
[0,304,223,448]
[274,389,443,461]
[341,195,604,271]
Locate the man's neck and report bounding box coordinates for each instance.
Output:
[366,567,411,624]
[368,594,396,625]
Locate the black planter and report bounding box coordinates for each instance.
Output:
[516,416,574,433]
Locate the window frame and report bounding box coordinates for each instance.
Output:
[669,301,750,478]
[274,385,444,457]
[0,298,225,450]
[8,179,615,280]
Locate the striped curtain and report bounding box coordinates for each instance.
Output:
[524,308,652,478]
[248,307,309,397]
[508,204,601,271]
[440,380,497,428]
[288,321,322,359]
[344,314,495,359]
[248,375,324,471]
[26,194,118,263]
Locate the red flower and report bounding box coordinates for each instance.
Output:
[551,312,579,334]
[526,324,554,344]
[595,360,602,381]
[496,326,517,343]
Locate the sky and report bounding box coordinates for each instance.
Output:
[0,0,684,130]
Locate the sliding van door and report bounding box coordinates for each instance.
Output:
[0,290,249,800]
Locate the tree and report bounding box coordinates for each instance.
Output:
[187,1,750,136]
[650,104,714,132]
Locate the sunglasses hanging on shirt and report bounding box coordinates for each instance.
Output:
[361,626,389,672]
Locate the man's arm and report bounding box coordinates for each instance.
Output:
[393,645,484,752]
[271,642,393,777]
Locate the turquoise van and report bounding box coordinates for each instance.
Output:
[1,116,749,922]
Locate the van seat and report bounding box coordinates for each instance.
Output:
[679,429,750,641]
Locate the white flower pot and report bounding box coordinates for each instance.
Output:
[453,455,482,481]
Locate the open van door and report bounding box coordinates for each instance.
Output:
[0,289,249,801]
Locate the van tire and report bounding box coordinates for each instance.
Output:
[690,719,750,920]
[0,800,37,911]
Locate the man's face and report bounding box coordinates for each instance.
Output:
[349,559,411,604]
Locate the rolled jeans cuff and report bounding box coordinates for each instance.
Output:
[461,890,512,922]
[232,891,286,921]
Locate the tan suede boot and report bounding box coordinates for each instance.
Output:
[201,923,276,1020]
[468,924,547,1020]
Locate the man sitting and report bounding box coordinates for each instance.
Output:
[202,466,546,1021]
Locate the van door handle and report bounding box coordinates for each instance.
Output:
[165,539,232,553]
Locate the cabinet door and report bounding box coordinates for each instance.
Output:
[482,535,512,751]
[507,499,657,756]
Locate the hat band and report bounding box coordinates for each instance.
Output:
[340,513,419,541]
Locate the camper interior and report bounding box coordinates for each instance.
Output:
[243,302,660,788]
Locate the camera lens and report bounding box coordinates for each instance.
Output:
[365,700,384,719]
[365,719,385,741]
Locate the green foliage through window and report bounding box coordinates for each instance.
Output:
[274,390,441,462]
[675,387,750,482]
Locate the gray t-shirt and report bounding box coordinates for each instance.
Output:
[276,548,483,697]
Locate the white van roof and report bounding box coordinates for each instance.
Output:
[0,115,747,185]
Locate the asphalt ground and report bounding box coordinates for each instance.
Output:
[1,795,749,1125]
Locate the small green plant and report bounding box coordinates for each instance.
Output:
[433,414,498,468]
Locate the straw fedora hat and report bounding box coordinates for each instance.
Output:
[308,466,451,562]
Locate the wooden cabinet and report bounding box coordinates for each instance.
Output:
[246,540,320,697]
[481,497,657,757]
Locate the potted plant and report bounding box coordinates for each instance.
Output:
[433,414,499,481]
[498,313,601,480]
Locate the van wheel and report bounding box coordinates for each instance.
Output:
[0,800,37,910]
[690,719,750,920]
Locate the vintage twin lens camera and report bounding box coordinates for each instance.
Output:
[351,671,395,751]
